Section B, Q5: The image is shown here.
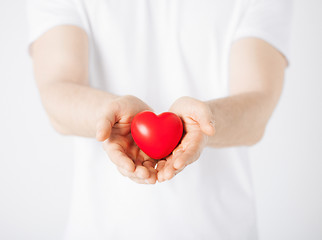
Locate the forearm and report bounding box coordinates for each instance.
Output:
[206,91,278,147]
[37,81,118,138]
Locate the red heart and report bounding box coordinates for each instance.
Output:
[131,111,183,159]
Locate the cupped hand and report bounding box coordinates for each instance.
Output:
[157,97,216,182]
[96,95,158,184]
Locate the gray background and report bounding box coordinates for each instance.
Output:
[1,1,321,239]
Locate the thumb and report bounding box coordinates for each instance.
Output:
[197,107,216,136]
[96,116,115,141]
[200,118,215,136]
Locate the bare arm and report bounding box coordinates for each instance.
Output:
[31,25,157,184]
[207,37,286,147]
[158,38,287,181]
[31,25,117,138]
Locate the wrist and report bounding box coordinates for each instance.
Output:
[204,100,216,147]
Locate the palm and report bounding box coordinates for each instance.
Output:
[157,117,207,181]
[157,96,214,182]
[104,121,158,184]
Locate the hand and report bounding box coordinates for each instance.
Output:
[96,95,158,184]
[157,97,215,182]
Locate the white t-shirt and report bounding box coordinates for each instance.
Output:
[27,0,292,239]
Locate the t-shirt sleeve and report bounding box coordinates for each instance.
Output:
[26,0,86,52]
[233,0,293,64]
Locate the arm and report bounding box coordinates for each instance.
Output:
[31,25,157,184]
[31,25,115,138]
[157,38,287,181]
[207,37,286,147]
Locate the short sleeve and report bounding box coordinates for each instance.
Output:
[233,0,293,64]
[26,0,86,53]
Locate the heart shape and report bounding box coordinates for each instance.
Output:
[131,111,183,159]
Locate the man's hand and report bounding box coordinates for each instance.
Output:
[157,97,215,182]
[96,95,158,184]
[31,24,286,184]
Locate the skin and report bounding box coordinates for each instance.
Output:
[31,25,287,184]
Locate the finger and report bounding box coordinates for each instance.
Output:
[163,153,182,181]
[96,117,113,141]
[118,166,156,184]
[156,160,166,182]
[156,160,166,172]
[193,107,215,136]
[143,161,158,184]
[136,149,158,167]
[133,155,150,179]
[103,141,136,173]
[133,163,157,183]
[169,144,186,170]
[117,166,133,177]
[200,119,215,136]
[173,144,201,170]
[170,97,215,136]
[142,159,157,169]
[129,176,149,184]
[159,141,201,182]
[134,165,150,179]
[134,151,158,180]
[117,166,145,180]
[157,155,178,182]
